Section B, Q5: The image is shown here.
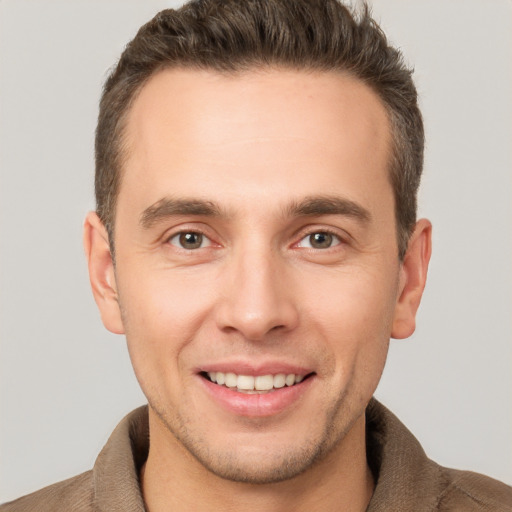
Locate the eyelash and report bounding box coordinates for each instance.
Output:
[165,227,345,251]
[295,229,343,250]
[166,229,213,250]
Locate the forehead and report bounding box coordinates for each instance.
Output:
[120,67,392,216]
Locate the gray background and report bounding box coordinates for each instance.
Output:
[1,0,511,502]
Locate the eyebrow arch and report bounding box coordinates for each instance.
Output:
[140,194,371,229]
[285,195,371,223]
[140,197,222,229]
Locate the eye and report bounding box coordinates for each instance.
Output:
[168,231,211,250]
[297,231,341,249]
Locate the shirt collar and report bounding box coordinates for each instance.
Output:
[92,399,446,511]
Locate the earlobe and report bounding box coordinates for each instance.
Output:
[391,219,432,339]
[83,211,125,334]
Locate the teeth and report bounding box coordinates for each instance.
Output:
[273,374,286,388]
[206,371,306,392]
[285,373,295,386]
[225,372,237,388]
[255,375,273,391]
[237,375,255,390]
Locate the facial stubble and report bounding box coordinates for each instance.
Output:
[147,370,365,485]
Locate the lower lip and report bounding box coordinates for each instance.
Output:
[200,376,314,417]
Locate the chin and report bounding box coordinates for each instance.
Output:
[154,403,355,485]
[182,437,335,485]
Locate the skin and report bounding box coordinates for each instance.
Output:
[84,68,431,511]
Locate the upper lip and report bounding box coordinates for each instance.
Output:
[198,360,313,376]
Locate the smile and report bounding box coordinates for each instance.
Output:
[200,368,316,417]
[204,371,307,394]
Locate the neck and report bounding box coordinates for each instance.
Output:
[141,410,374,512]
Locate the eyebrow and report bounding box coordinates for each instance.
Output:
[140,194,371,229]
[285,195,371,223]
[140,198,222,228]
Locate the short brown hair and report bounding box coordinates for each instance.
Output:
[95,0,423,259]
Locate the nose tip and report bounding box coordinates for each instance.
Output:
[220,303,296,341]
[214,255,299,341]
[221,310,291,341]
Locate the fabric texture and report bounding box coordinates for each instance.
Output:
[2,399,511,511]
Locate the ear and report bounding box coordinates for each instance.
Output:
[391,218,432,339]
[83,211,124,334]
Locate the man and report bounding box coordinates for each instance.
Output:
[2,0,511,510]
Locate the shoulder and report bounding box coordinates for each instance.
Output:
[1,406,149,512]
[436,466,512,511]
[366,399,512,511]
[0,471,94,512]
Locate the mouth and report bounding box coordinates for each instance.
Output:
[201,371,314,394]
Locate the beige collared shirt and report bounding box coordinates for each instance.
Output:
[2,400,511,511]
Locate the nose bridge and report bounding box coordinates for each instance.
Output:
[216,237,298,340]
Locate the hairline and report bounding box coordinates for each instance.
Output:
[105,63,409,261]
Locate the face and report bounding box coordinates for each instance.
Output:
[87,68,428,484]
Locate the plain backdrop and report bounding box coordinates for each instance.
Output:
[1,0,511,502]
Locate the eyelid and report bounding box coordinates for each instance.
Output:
[167,231,212,249]
[293,225,348,246]
[296,232,342,250]
[163,223,220,249]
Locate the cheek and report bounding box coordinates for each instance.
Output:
[301,265,396,373]
[119,263,214,331]
[304,264,397,328]
[116,266,217,382]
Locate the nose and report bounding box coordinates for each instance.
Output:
[215,245,299,341]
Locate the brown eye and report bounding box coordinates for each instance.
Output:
[309,232,333,248]
[169,232,209,250]
[297,231,341,249]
